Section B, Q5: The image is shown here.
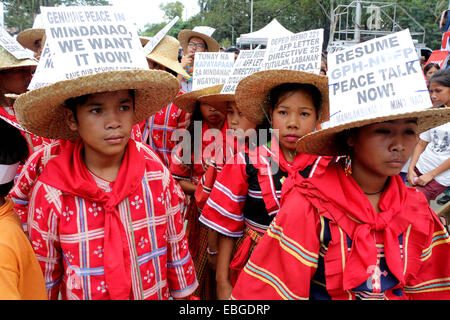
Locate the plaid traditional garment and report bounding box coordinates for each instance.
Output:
[10,125,143,234]
[141,101,190,168]
[28,140,197,300]
[231,162,450,300]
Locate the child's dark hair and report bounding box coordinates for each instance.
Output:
[0,120,29,197]
[335,127,360,155]
[63,89,136,122]
[423,63,440,76]
[429,68,450,88]
[184,101,205,165]
[268,83,323,120]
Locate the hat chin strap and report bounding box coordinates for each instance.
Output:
[0,163,19,184]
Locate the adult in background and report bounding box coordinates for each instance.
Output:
[177,28,220,92]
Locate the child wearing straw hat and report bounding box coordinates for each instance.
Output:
[169,84,227,299]
[13,69,198,300]
[0,44,53,156]
[0,119,47,299]
[231,38,450,300]
[200,69,332,299]
[17,14,45,60]
[195,88,259,271]
[177,28,220,93]
[139,35,192,168]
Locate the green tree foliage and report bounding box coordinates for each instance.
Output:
[3,0,110,34]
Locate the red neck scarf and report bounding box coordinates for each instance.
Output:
[249,136,319,215]
[297,161,428,293]
[40,139,145,300]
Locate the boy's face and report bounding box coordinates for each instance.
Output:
[0,68,34,95]
[347,119,419,178]
[66,90,135,160]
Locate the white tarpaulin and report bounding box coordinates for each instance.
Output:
[236,18,293,46]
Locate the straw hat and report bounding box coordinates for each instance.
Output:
[235,69,329,125]
[17,14,45,52]
[141,35,189,78]
[0,47,37,71]
[178,29,220,53]
[173,84,224,113]
[14,69,179,141]
[198,92,235,116]
[17,28,45,52]
[296,107,450,156]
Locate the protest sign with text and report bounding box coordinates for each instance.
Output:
[263,29,323,73]
[221,49,266,94]
[192,52,234,91]
[28,41,57,90]
[325,29,431,128]
[39,5,148,82]
[143,16,179,55]
[0,28,34,60]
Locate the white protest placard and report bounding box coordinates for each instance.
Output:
[39,5,148,82]
[263,29,323,73]
[192,52,234,91]
[143,16,179,55]
[325,29,431,128]
[221,49,266,94]
[28,41,57,90]
[192,26,215,37]
[0,28,34,60]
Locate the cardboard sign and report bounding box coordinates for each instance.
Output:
[28,41,56,90]
[262,29,323,73]
[192,26,215,37]
[143,16,179,55]
[192,52,234,91]
[0,28,34,60]
[221,49,266,94]
[325,29,431,128]
[39,5,148,82]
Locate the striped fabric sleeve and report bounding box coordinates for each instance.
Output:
[164,169,198,298]
[405,210,450,299]
[28,181,63,300]
[10,141,62,233]
[199,156,248,238]
[231,183,321,300]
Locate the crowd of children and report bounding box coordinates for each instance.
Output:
[0,9,449,301]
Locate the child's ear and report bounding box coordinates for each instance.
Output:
[64,108,78,132]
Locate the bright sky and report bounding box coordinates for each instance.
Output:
[108,0,200,31]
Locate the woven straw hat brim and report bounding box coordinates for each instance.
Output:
[173,84,223,113]
[14,69,179,141]
[0,48,37,71]
[178,30,220,53]
[198,94,235,115]
[296,107,450,156]
[234,69,329,125]
[147,53,189,78]
[16,28,45,51]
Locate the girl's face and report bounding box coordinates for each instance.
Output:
[271,90,318,153]
[226,101,257,137]
[429,81,450,107]
[347,119,418,179]
[66,90,135,160]
[200,102,225,129]
[425,66,439,80]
